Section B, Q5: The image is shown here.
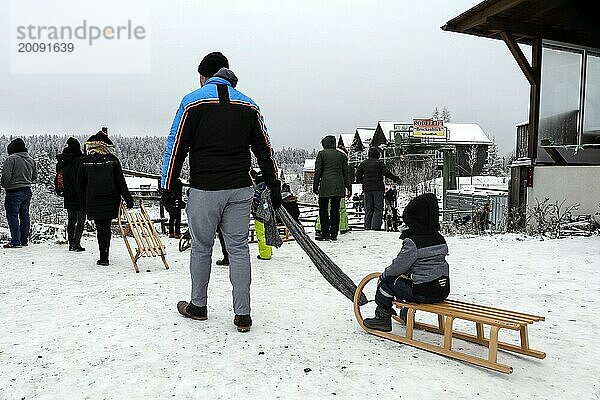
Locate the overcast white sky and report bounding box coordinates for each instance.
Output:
[0,0,531,155]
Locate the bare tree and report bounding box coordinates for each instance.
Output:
[466,145,479,185]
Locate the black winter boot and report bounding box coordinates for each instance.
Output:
[97,248,109,266]
[177,301,207,320]
[363,306,394,332]
[216,257,230,266]
[234,314,252,332]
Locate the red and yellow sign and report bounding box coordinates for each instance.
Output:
[413,118,446,137]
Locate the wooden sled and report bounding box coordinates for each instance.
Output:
[118,201,169,273]
[249,224,293,243]
[354,273,545,374]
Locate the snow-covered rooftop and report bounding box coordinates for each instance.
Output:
[376,121,411,140]
[125,176,159,191]
[445,123,492,145]
[339,134,354,149]
[355,128,375,143]
[303,158,316,172]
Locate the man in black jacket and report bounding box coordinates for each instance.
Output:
[313,135,351,241]
[355,147,401,230]
[56,137,86,252]
[161,52,280,332]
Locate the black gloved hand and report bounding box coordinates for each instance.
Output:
[160,189,176,213]
[270,182,282,210]
[125,198,134,209]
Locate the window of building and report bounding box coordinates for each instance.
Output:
[583,53,600,145]
[539,46,582,146]
[539,42,600,148]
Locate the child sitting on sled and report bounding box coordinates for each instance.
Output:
[363,193,450,332]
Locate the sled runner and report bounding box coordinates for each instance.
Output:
[118,201,169,273]
[354,273,545,374]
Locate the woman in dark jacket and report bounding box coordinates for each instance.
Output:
[355,146,401,230]
[312,135,351,241]
[78,132,133,266]
[56,137,86,252]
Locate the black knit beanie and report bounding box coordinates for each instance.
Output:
[198,52,229,77]
[87,131,114,146]
[64,137,82,154]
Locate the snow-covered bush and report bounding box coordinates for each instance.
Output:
[528,198,580,239]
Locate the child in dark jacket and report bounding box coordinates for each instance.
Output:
[363,193,450,332]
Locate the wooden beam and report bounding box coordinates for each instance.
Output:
[453,0,529,32]
[500,31,536,85]
[487,16,600,49]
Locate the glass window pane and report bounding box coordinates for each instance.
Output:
[539,47,582,146]
[583,53,600,145]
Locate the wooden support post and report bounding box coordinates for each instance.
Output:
[489,326,500,363]
[443,316,455,350]
[405,308,416,340]
[520,324,530,350]
[476,322,485,340]
[438,315,445,332]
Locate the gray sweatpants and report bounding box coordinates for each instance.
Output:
[186,187,254,315]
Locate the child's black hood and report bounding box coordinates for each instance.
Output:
[402,193,441,236]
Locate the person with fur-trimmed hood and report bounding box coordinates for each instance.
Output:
[78,131,133,266]
[363,193,450,332]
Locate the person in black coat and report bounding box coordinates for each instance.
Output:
[164,178,184,238]
[56,137,86,251]
[313,135,351,241]
[78,132,133,266]
[355,147,401,230]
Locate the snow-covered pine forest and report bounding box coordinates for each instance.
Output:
[0,134,314,233]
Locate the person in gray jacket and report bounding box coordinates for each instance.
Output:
[312,135,351,241]
[363,193,450,332]
[1,138,37,248]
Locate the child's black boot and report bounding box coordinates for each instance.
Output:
[363,306,394,332]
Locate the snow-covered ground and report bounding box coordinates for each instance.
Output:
[1,231,599,399]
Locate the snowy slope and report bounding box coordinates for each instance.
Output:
[1,232,599,399]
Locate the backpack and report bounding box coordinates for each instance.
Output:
[55,168,65,197]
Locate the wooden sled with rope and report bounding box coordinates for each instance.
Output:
[118,201,169,273]
[354,272,545,374]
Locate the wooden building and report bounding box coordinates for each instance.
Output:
[443,0,600,222]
